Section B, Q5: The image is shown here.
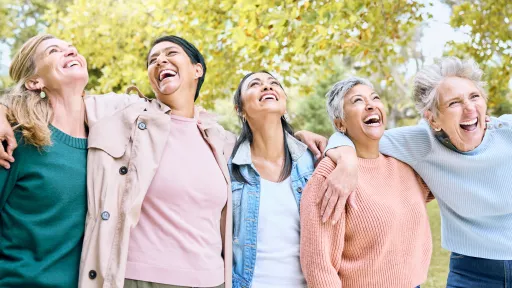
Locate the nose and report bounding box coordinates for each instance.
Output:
[64,46,78,57]
[262,83,273,91]
[156,53,169,66]
[365,100,375,111]
[463,99,477,112]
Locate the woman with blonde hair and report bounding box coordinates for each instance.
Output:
[0,34,89,287]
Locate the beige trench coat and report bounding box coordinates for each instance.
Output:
[78,93,235,288]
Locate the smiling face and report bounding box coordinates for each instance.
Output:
[238,72,287,121]
[147,41,203,103]
[428,77,487,152]
[29,38,88,91]
[337,84,386,144]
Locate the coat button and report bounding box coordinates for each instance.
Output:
[499,123,503,128]
[101,211,110,220]
[119,166,128,175]
[297,187,303,193]
[88,270,97,279]
[138,122,147,130]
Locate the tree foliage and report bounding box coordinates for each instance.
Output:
[448,0,512,114]
[41,0,427,108]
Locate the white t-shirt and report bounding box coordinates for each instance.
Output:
[251,177,307,288]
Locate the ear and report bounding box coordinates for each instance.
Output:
[193,63,204,79]
[334,118,346,133]
[25,77,44,92]
[424,110,441,131]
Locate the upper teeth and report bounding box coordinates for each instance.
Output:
[364,114,380,122]
[159,69,177,81]
[261,95,276,101]
[460,118,477,125]
[66,60,80,68]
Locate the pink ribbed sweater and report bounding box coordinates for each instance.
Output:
[300,155,433,288]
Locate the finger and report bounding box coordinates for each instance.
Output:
[332,196,345,224]
[0,159,11,169]
[320,186,333,217]
[323,194,339,223]
[5,134,17,159]
[0,143,12,162]
[309,143,321,160]
[347,192,357,210]
[317,139,327,155]
[319,181,328,204]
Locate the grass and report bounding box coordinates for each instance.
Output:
[424,200,450,288]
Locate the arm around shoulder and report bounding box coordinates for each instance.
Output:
[84,92,145,126]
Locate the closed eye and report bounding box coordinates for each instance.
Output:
[49,48,59,54]
[271,81,280,86]
[167,51,178,56]
[250,82,260,87]
[471,94,480,99]
[449,101,460,107]
[373,95,381,100]
[148,58,156,65]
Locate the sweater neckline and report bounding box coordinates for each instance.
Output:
[357,154,384,167]
[49,125,88,150]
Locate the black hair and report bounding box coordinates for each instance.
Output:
[230,71,294,184]
[148,35,206,101]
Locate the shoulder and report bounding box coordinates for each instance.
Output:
[312,157,336,179]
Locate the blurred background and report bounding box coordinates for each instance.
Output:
[1,0,511,286]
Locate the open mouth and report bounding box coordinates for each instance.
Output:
[363,114,381,126]
[159,69,177,81]
[460,118,478,132]
[259,93,278,102]
[64,60,81,68]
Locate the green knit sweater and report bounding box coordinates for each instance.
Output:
[0,125,87,287]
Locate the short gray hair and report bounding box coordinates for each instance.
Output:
[414,57,487,117]
[326,76,374,125]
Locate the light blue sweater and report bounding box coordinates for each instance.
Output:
[326,115,512,260]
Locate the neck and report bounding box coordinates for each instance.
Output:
[352,137,380,159]
[159,92,195,118]
[250,116,285,162]
[49,89,86,138]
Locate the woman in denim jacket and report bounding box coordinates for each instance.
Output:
[229,71,315,288]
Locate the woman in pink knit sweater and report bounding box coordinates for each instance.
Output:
[300,77,433,288]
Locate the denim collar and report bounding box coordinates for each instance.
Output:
[231,133,308,165]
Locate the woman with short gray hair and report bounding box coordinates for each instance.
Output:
[300,77,432,288]
[322,57,512,287]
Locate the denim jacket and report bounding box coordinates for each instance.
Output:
[229,133,315,288]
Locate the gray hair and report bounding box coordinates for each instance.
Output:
[326,76,374,127]
[414,56,487,117]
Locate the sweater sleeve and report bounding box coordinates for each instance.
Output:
[325,120,434,167]
[0,135,23,212]
[300,158,345,288]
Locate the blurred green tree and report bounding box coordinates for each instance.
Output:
[42,0,428,109]
[447,0,512,114]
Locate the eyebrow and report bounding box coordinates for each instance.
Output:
[349,91,377,99]
[43,44,74,53]
[148,46,177,60]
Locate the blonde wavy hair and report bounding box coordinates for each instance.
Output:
[1,34,55,147]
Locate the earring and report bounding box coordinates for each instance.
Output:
[434,127,441,132]
[40,90,46,99]
[242,115,246,123]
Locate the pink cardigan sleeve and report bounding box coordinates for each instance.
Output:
[300,158,346,288]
